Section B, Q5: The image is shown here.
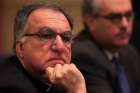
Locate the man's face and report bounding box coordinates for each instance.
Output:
[90,0,133,51]
[16,8,72,77]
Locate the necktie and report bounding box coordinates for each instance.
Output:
[112,57,131,93]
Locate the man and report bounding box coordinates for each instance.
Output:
[72,0,140,93]
[0,3,86,93]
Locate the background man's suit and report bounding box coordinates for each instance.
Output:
[72,30,140,93]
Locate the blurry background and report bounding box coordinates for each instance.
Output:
[1,0,140,54]
[0,0,83,54]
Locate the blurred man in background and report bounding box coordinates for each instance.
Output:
[72,0,140,93]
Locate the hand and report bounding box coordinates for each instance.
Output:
[44,63,86,93]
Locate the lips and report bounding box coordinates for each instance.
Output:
[118,32,131,39]
[47,58,66,65]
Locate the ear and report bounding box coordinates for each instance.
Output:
[84,15,95,31]
[16,42,24,59]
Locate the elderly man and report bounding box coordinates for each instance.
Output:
[0,3,86,93]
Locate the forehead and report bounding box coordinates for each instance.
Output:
[98,0,132,14]
[24,8,71,33]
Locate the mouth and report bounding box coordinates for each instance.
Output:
[118,32,131,39]
[47,58,66,66]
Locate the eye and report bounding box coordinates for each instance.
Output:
[61,32,72,43]
[62,36,71,42]
[37,33,54,40]
[106,14,122,21]
[125,12,134,20]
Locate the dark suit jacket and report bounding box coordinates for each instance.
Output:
[72,30,140,93]
[0,55,62,93]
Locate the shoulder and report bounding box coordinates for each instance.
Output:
[119,44,140,74]
[72,30,104,59]
[0,54,25,85]
[73,30,99,52]
[120,44,140,58]
[0,54,18,70]
[73,30,93,45]
[0,54,37,92]
[0,54,14,70]
[72,31,109,70]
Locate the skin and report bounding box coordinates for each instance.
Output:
[86,0,133,53]
[16,8,86,93]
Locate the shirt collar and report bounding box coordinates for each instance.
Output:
[104,50,119,60]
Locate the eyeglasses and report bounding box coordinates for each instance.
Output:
[24,27,73,44]
[94,11,134,23]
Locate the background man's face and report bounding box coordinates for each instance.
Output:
[90,0,133,51]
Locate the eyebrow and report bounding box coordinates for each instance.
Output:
[107,10,133,15]
[38,26,72,34]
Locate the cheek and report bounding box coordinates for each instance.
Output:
[26,41,51,57]
[22,42,51,72]
[94,23,114,39]
[23,50,46,72]
[95,20,117,32]
[66,46,71,61]
[93,26,117,46]
[128,23,133,33]
[67,49,71,63]
[57,45,71,64]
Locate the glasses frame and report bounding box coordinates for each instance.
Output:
[23,27,73,45]
[93,11,134,24]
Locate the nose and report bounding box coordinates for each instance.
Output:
[51,35,66,52]
[120,16,130,28]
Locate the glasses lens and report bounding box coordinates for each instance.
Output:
[60,32,72,43]
[24,27,72,44]
[94,11,134,23]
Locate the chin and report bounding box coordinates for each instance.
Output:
[116,42,129,48]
